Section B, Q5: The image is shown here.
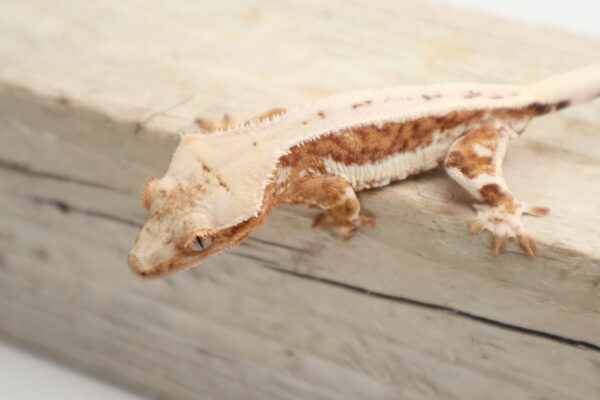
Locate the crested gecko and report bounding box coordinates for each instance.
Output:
[128,65,600,279]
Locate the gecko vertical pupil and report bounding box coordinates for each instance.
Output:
[190,236,212,252]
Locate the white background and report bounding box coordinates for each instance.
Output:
[445,0,599,37]
[1,1,598,399]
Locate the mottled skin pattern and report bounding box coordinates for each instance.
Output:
[129,103,560,278]
[128,65,600,279]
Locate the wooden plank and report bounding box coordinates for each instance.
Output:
[1,177,600,400]
[1,0,599,398]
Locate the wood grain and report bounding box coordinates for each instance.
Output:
[0,0,599,398]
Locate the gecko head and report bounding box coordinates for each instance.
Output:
[127,174,267,280]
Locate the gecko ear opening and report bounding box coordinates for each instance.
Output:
[173,212,215,252]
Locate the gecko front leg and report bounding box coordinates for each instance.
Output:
[444,121,549,256]
[195,107,285,133]
[279,176,376,241]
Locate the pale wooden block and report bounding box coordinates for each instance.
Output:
[1,0,599,399]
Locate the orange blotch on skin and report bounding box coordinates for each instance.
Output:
[444,122,499,179]
[276,101,568,200]
[479,183,517,213]
[422,93,442,100]
[351,100,373,109]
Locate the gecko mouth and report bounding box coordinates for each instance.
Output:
[127,247,215,280]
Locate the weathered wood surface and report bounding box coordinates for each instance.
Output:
[1,0,600,399]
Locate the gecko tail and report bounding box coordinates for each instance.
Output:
[525,64,600,107]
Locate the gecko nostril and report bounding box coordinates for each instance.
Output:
[127,252,152,277]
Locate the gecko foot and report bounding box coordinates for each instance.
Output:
[195,114,237,133]
[522,203,550,217]
[312,214,376,241]
[469,203,547,256]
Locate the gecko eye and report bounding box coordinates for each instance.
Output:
[188,236,212,251]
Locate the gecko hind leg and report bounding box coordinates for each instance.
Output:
[195,107,285,133]
[444,121,549,256]
[279,176,376,241]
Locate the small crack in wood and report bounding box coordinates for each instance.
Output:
[0,159,123,193]
[229,251,279,266]
[135,94,194,134]
[30,196,143,228]
[255,262,600,354]
[246,237,305,253]
[27,196,600,354]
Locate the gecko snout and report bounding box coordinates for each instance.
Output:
[127,213,222,279]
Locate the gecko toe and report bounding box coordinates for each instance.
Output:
[195,114,238,133]
[341,228,356,242]
[312,212,332,228]
[517,234,537,257]
[469,219,485,235]
[491,235,508,255]
[523,205,550,217]
[471,203,541,257]
[195,117,217,133]
[312,213,375,241]
[357,215,377,228]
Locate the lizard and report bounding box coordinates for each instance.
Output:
[128,64,600,279]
